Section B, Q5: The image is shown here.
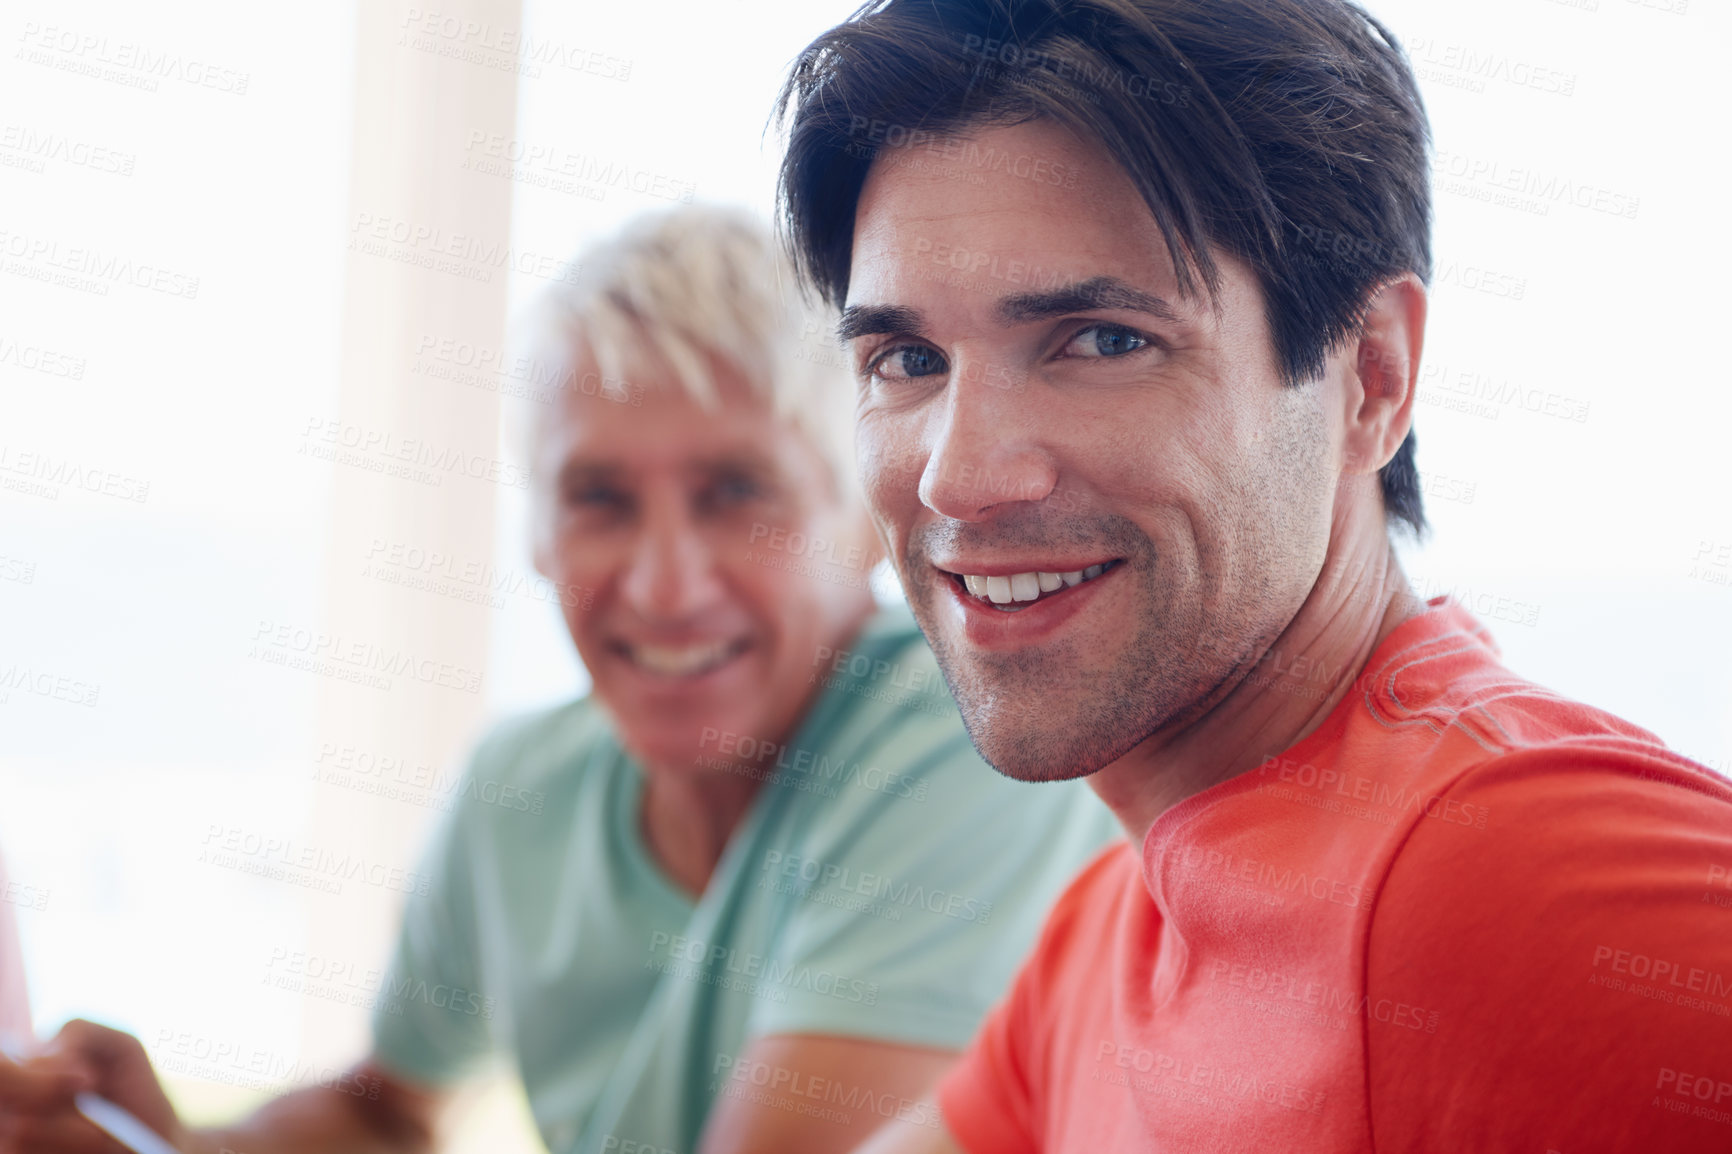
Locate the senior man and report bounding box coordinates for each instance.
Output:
[773,0,1732,1151]
[0,208,1115,1154]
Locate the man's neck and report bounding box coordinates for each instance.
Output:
[639,769,764,898]
[638,597,880,897]
[1089,521,1421,847]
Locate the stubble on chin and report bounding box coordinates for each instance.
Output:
[899,521,1229,783]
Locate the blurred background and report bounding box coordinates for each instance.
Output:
[1,0,1726,1148]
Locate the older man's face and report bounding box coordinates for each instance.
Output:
[844,119,1341,781]
[534,355,874,774]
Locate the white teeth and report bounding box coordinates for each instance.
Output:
[958,564,1112,606]
[629,640,739,677]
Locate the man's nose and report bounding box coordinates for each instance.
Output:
[619,506,727,621]
[918,357,1057,521]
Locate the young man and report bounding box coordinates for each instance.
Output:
[774,1,1732,1150]
[0,208,1117,1154]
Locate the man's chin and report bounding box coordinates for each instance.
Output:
[982,755,1101,784]
[958,708,1145,785]
[614,719,727,775]
[924,644,1139,778]
[619,707,790,780]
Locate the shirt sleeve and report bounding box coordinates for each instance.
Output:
[936,843,1129,1154]
[744,722,1119,1052]
[936,966,1042,1154]
[369,793,495,1088]
[1365,745,1732,1153]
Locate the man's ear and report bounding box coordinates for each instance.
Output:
[1341,272,1427,476]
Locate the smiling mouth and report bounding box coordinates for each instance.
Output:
[945,561,1122,611]
[614,638,750,678]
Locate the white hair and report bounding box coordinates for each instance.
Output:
[514,204,858,504]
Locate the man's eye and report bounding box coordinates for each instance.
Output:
[1062,324,1150,359]
[700,474,761,510]
[566,486,628,509]
[870,344,949,381]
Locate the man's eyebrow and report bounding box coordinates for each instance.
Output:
[690,449,775,477]
[995,276,1181,326]
[554,459,618,485]
[837,304,927,342]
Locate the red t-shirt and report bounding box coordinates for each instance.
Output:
[940,600,1732,1152]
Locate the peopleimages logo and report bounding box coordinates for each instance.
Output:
[1653,1065,1732,1129]
[151,1031,379,1098]
[1204,959,1441,1034]
[15,22,251,95]
[299,417,530,490]
[313,740,546,816]
[749,522,871,572]
[361,537,595,612]
[0,124,135,176]
[263,946,497,1020]
[712,1053,944,1130]
[696,727,930,801]
[646,930,880,1006]
[199,824,432,897]
[760,851,994,924]
[1590,945,1732,1000]
[0,333,88,379]
[0,444,149,503]
[0,227,199,298]
[1091,1040,1327,1115]
[0,663,100,708]
[1255,755,1491,831]
[396,8,632,81]
[1177,844,1363,909]
[249,618,483,695]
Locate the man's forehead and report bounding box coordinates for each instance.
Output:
[845,122,1195,324]
[546,382,789,464]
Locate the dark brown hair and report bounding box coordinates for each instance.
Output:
[775,0,1433,534]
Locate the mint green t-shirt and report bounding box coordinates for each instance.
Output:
[371,607,1119,1154]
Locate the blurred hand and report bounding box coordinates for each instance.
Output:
[0,1020,190,1153]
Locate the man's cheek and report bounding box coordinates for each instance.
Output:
[856,423,916,519]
